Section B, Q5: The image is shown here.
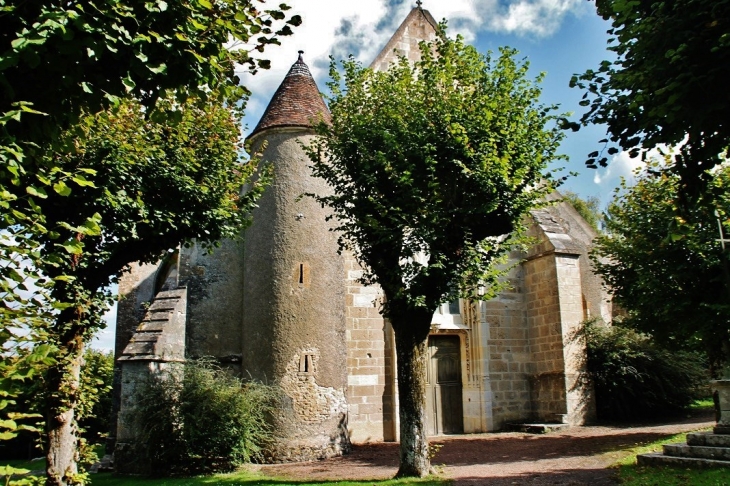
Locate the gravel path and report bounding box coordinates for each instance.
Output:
[256,410,715,485]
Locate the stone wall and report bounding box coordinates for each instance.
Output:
[482,258,532,429]
[344,254,396,442]
[524,252,568,421]
[370,7,438,71]
[111,261,160,449]
[179,239,245,370]
[115,287,187,474]
[555,254,593,424]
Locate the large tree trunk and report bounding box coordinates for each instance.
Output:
[45,334,84,486]
[392,313,432,478]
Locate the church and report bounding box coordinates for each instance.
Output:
[112,5,611,466]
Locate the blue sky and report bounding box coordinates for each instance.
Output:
[234,0,641,203]
[93,0,638,351]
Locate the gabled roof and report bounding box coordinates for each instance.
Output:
[370,6,439,71]
[248,51,331,140]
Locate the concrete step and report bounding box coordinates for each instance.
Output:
[664,443,730,461]
[638,452,730,469]
[507,423,570,434]
[687,432,730,448]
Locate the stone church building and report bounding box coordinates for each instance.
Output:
[113,5,611,464]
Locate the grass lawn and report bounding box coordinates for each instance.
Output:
[614,431,729,486]
[89,471,450,486]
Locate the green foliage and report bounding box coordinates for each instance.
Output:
[1,348,113,462]
[592,162,730,372]
[307,25,564,476]
[561,191,602,232]
[581,319,707,421]
[571,0,730,202]
[129,360,278,476]
[0,0,301,148]
[1,2,294,482]
[77,349,113,444]
[1,94,268,483]
[309,28,564,320]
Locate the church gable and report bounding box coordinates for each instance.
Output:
[370,6,439,71]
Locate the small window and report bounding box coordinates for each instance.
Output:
[448,299,460,315]
[293,262,311,287]
[299,353,315,374]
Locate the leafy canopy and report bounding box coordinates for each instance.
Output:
[592,160,730,372]
[571,0,730,201]
[562,191,603,233]
[308,28,565,320]
[2,95,268,483]
[1,0,301,146]
[0,0,299,335]
[34,95,268,347]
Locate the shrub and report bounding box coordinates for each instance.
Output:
[581,319,707,421]
[130,359,277,476]
[78,349,114,444]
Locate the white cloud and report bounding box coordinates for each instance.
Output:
[488,0,586,37]
[593,150,643,186]
[593,145,675,187]
[239,0,588,135]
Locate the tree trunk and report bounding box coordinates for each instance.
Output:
[392,315,432,478]
[46,338,84,486]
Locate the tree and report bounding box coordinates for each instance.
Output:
[1,0,301,148]
[307,30,564,477]
[592,161,730,374]
[1,348,113,462]
[570,0,730,204]
[22,97,267,485]
[562,191,603,232]
[1,0,300,258]
[1,2,296,483]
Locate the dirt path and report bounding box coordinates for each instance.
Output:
[257,411,715,485]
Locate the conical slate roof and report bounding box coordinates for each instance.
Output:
[249,51,331,139]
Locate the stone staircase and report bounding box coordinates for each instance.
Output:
[637,431,730,468]
[118,287,187,361]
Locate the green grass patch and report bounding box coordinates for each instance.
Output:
[1,457,41,472]
[618,464,730,485]
[613,430,729,485]
[690,398,716,410]
[89,470,450,486]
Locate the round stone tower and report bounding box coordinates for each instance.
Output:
[243,52,349,461]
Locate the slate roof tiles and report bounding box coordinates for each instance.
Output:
[249,51,331,139]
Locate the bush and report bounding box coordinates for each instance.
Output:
[581,319,707,421]
[78,349,114,444]
[130,359,277,476]
[0,347,112,461]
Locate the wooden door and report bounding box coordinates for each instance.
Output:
[425,335,464,435]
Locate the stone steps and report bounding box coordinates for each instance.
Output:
[507,423,570,434]
[637,431,730,469]
[119,287,187,361]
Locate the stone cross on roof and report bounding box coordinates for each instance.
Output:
[416,0,422,7]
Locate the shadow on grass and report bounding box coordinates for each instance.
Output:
[90,472,449,486]
[430,431,698,467]
[452,467,618,485]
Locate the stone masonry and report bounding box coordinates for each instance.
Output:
[112,5,611,468]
